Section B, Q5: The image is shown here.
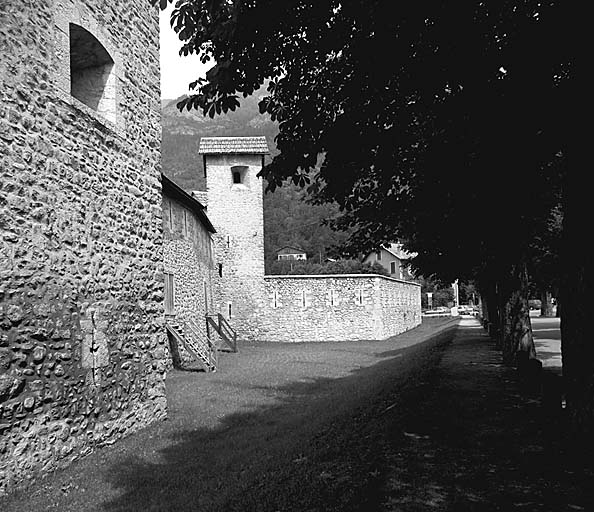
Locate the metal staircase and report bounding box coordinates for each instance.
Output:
[166,317,218,372]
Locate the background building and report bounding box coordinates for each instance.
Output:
[363,243,416,280]
[276,245,307,261]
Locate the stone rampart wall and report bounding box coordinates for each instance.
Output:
[0,0,163,495]
[377,275,422,339]
[261,274,421,342]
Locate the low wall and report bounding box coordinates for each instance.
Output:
[261,274,421,342]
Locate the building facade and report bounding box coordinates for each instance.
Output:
[276,246,307,261]
[363,243,416,280]
[162,175,216,367]
[0,0,165,494]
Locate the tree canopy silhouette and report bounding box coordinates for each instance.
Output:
[159,1,589,435]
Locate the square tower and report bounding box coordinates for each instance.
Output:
[199,137,269,340]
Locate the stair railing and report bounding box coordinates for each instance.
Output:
[206,313,238,353]
[166,317,217,372]
[185,317,218,369]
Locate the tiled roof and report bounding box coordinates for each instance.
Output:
[161,174,216,233]
[276,245,306,254]
[198,136,269,155]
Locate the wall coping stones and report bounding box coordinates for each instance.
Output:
[264,273,421,286]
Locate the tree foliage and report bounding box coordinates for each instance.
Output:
[161,0,591,433]
[162,0,568,274]
[161,0,571,360]
[267,259,389,277]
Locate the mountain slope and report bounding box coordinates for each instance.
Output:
[161,93,278,191]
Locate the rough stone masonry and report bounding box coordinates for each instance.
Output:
[0,0,166,495]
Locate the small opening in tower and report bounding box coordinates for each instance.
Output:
[218,263,223,277]
[231,165,248,186]
[69,23,116,123]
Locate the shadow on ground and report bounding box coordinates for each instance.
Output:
[3,319,592,512]
[101,326,456,512]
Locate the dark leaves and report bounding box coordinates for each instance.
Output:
[167,0,570,282]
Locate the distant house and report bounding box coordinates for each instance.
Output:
[362,243,416,280]
[276,245,307,261]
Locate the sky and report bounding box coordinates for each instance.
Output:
[159,5,210,100]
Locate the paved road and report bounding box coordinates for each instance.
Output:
[531,314,561,371]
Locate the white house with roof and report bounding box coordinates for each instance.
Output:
[276,245,307,261]
[363,243,416,280]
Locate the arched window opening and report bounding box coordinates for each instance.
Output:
[69,24,116,123]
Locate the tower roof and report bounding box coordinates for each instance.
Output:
[198,136,269,155]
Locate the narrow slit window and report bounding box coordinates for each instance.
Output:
[228,302,232,319]
[376,251,382,261]
[232,171,241,184]
[390,261,396,274]
[218,263,223,277]
[357,289,363,305]
[164,273,175,314]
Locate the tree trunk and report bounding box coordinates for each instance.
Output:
[561,165,591,438]
[540,290,554,317]
[500,262,537,365]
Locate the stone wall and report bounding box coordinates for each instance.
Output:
[205,154,266,341]
[377,275,422,338]
[0,0,164,495]
[261,274,421,342]
[162,192,215,364]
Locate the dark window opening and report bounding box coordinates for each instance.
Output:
[218,263,223,277]
[69,23,116,123]
[231,165,248,186]
[390,261,396,274]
